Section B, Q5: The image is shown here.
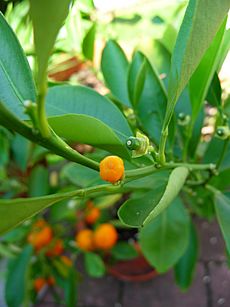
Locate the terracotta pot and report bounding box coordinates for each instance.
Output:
[106,243,158,282]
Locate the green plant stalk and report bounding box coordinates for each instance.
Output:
[0,102,99,171]
[125,162,216,179]
[158,95,177,164]
[37,78,50,138]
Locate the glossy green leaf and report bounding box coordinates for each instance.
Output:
[118,178,169,227]
[28,165,49,197]
[5,245,33,307]
[206,72,221,107]
[111,242,138,260]
[174,222,198,290]
[0,12,36,118]
[203,138,230,171]
[217,29,230,71]
[82,23,96,61]
[0,193,71,235]
[165,0,229,126]
[84,252,106,278]
[29,0,72,85]
[209,168,230,191]
[214,192,230,253]
[101,40,131,107]
[129,52,167,145]
[46,85,132,158]
[189,19,226,121]
[139,198,190,273]
[143,167,189,225]
[128,52,146,105]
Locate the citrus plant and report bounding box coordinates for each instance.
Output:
[0,0,230,305]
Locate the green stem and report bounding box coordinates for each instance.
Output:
[125,161,216,179]
[158,127,168,164]
[37,81,50,138]
[0,102,99,171]
[182,122,193,161]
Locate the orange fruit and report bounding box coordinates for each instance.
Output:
[99,156,124,183]
[47,276,56,286]
[46,239,64,257]
[28,221,53,251]
[34,278,46,292]
[85,201,101,225]
[61,255,72,267]
[75,229,94,251]
[93,223,118,250]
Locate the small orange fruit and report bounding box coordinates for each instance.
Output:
[99,156,124,183]
[85,201,101,225]
[61,255,72,267]
[46,239,64,257]
[34,278,46,292]
[47,276,56,286]
[93,223,118,250]
[28,221,53,251]
[75,229,94,251]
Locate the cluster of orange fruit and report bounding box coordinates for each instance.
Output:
[75,223,118,252]
[27,219,64,256]
[27,220,72,293]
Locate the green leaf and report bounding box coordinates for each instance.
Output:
[189,19,226,121]
[11,135,31,172]
[160,24,177,53]
[101,40,131,107]
[118,177,169,227]
[139,198,190,273]
[209,168,230,191]
[143,167,189,225]
[206,72,222,107]
[61,163,102,188]
[111,242,138,260]
[84,252,106,278]
[28,165,49,197]
[5,245,33,307]
[204,138,230,171]
[214,192,230,253]
[165,0,229,126]
[174,222,198,290]
[82,23,96,61]
[0,12,36,119]
[0,193,71,235]
[46,85,132,158]
[129,52,167,145]
[29,0,72,85]
[63,268,78,307]
[128,52,146,105]
[217,29,230,72]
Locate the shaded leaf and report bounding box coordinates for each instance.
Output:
[174,222,198,290]
[0,12,36,119]
[30,0,72,85]
[101,40,131,107]
[5,245,33,307]
[139,198,190,273]
[82,23,96,61]
[84,252,106,278]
